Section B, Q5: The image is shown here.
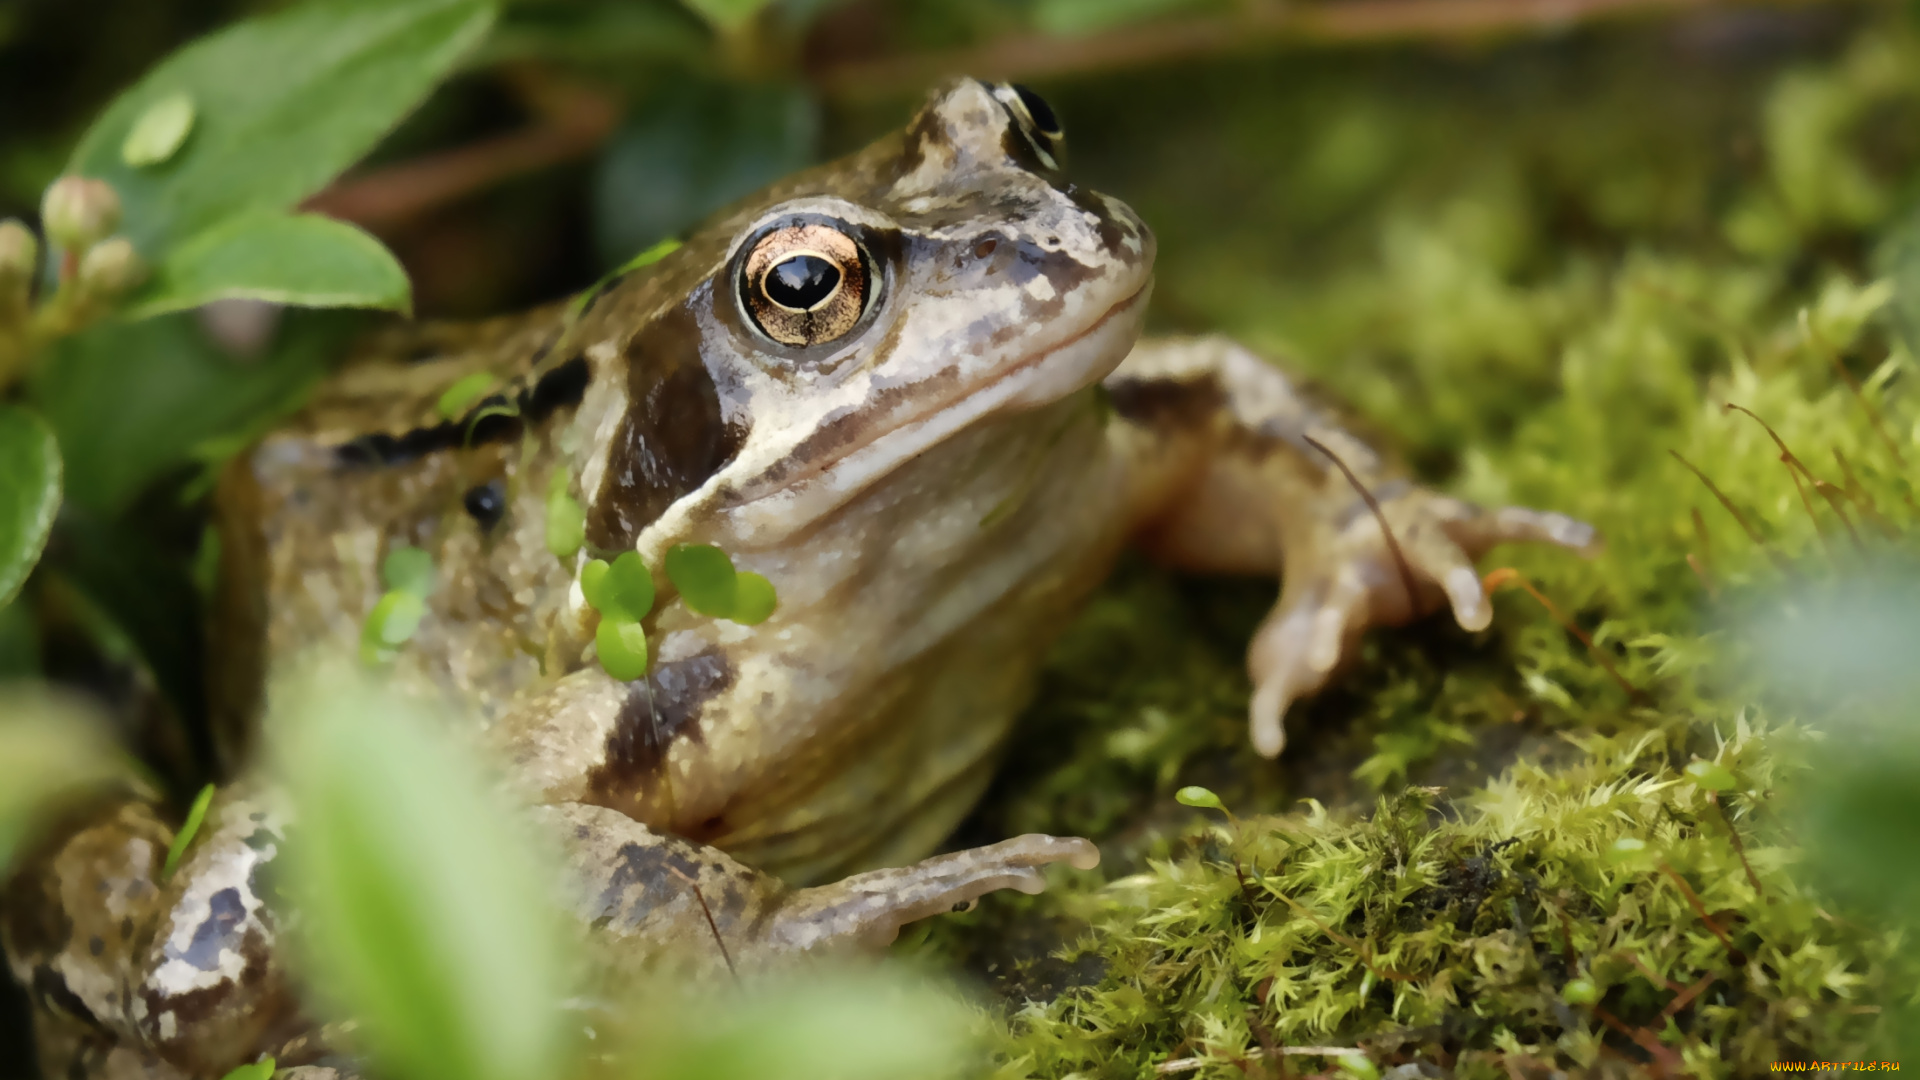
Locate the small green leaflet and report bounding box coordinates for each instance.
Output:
[435,372,495,420]
[594,617,648,681]
[218,1056,275,1080]
[581,552,653,623]
[664,543,776,625]
[361,545,434,665]
[381,545,435,597]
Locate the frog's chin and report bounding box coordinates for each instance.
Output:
[729,281,1152,530]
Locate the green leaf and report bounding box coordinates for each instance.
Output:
[594,616,649,682]
[381,545,435,597]
[360,589,425,665]
[218,1057,275,1080]
[629,968,979,1080]
[0,404,60,607]
[122,92,196,168]
[436,372,495,419]
[664,543,735,617]
[28,309,342,515]
[730,571,776,625]
[544,473,583,558]
[68,0,497,261]
[1561,978,1599,1005]
[271,664,573,1080]
[678,0,772,32]
[162,782,217,879]
[127,212,410,319]
[0,687,135,876]
[1174,786,1224,812]
[582,551,653,623]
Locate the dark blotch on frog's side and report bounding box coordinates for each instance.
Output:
[590,650,734,799]
[333,353,591,468]
[586,303,749,552]
[593,840,708,930]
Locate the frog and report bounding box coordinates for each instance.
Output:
[2,78,1596,1079]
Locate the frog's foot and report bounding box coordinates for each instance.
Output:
[771,834,1100,951]
[1248,490,1598,757]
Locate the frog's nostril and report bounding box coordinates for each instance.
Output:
[974,238,998,258]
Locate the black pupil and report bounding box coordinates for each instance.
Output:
[1011,84,1060,136]
[764,255,841,310]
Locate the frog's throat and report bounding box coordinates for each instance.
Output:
[728,280,1151,531]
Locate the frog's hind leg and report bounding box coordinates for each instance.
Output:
[546,802,1096,980]
[2,785,304,1079]
[1105,335,1599,758]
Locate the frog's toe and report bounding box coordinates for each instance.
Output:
[773,835,1099,951]
[1446,505,1602,557]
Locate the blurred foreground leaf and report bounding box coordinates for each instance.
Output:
[65,0,493,302]
[28,310,341,515]
[0,404,59,606]
[129,213,410,318]
[625,968,980,1080]
[0,686,137,875]
[272,664,573,1080]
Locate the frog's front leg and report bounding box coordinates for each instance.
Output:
[1106,335,1599,757]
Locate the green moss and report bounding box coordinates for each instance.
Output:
[925,19,1920,1077]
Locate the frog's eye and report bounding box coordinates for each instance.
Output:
[991,82,1064,171]
[740,223,870,348]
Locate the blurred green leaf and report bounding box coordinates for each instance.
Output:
[0,686,137,875]
[67,0,496,260]
[1174,785,1224,812]
[592,80,815,268]
[381,545,436,597]
[360,589,425,665]
[1683,759,1736,792]
[273,663,573,1080]
[27,310,339,515]
[544,473,583,558]
[482,2,706,66]
[121,92,196,168]
[218,1057,275,1080]
[664,543,735,617]
[127,213,411,319]
[628,969,980,1080]
[0,404,60,607]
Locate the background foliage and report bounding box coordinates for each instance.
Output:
[4,0,1920,1077]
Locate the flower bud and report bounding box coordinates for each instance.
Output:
[77,237,145,298]
[41,176,122,252]
[0,219,36,298]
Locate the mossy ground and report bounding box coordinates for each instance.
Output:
[906,16,1920,1077]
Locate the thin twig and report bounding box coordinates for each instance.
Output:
[1669,450,1793,573]
[667,865,739,981]
[1657,862,1746,965]
[1593,1006,1685,1076]
[1661,971,1719,1020]
[1725,403,1855,557]
[1619,950,1686,993]
[1481,568,1643,701]
[1709,791,1767,901]
[1831,448,1903,538]
[1302,434,1421,616]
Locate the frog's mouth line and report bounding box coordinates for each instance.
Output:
[729,281,1151,527]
